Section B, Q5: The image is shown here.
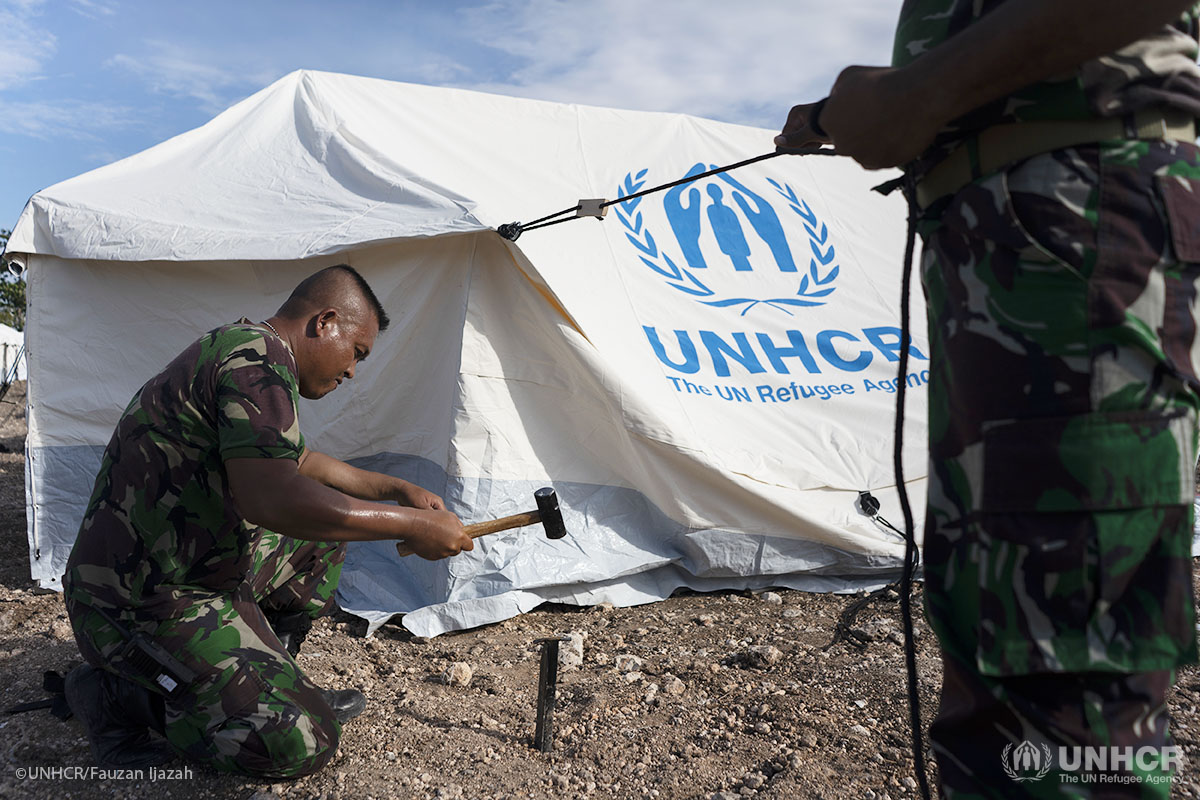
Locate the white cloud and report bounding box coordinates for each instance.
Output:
[106,42,278,114]
[455,0,896,128]
[68,0,117,19]
[0,0,56,91]
[0,98,133,139]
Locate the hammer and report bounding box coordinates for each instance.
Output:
[395,487,566,557]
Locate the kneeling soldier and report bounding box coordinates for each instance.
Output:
[62,265,472,778]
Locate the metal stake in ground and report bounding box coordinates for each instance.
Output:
[532,636,570,752]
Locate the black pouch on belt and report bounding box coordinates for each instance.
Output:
[93,605,198,698]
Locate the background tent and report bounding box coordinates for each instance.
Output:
[7,70,927,637]
[0,323,25,382]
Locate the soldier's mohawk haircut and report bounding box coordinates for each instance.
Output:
[284,264,390,332]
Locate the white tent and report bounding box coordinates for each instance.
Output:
[7,70,928,637]
[0,323,25,382]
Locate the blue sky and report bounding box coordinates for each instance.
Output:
[0,0,897,233]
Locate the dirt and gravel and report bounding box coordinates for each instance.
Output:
[0,378,1199,799]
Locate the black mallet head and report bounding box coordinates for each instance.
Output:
[535,487,566,539]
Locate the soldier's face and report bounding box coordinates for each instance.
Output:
[298,309,379,400]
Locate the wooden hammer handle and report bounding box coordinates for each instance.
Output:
[395,510,542,557]
[463,510,541,538]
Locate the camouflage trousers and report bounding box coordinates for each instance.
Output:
[65,533,347,778]
[919,139,1200,798]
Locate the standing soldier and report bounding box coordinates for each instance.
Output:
[778,2,1200,796]
[62,265,473,778]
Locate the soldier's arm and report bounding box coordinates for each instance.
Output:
[225,456,471,559]
[297,447,445,509]
[777,0,1199,169]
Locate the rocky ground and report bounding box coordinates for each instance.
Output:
[0,378,1198,799]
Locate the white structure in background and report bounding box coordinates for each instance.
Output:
[0,323,25,382]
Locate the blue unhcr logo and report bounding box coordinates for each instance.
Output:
[615,163,838,315]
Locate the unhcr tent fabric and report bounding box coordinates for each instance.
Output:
[8,70,928,637]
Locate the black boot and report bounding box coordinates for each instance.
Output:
[320,688,367,723]
[64,665,172,768]
[265,610,312,658]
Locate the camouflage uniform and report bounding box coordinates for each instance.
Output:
[895,3,1200,797]
[63,321,345,778]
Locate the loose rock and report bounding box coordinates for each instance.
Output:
[560,630,585,670]
[442,662,473,686]
[614,653,643,673]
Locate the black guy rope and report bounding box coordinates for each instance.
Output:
[888,170,934,800]
[495,147,840,241]
[825,492,908,650]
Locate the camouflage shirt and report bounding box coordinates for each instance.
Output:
[893,1,1200,175]
[63,320,304,616]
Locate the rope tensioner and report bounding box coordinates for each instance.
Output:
[497,200,606,241]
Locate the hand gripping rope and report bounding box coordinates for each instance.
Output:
[499,144,933,800]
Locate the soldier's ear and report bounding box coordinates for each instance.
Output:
[312,309,338,337]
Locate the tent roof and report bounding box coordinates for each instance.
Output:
[11,71,486,261]
[9,69,784,263]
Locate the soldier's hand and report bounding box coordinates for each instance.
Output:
[393,480,445,511]
[774,100,833,152]
[778,65,944,170]
[405,510,474,560]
